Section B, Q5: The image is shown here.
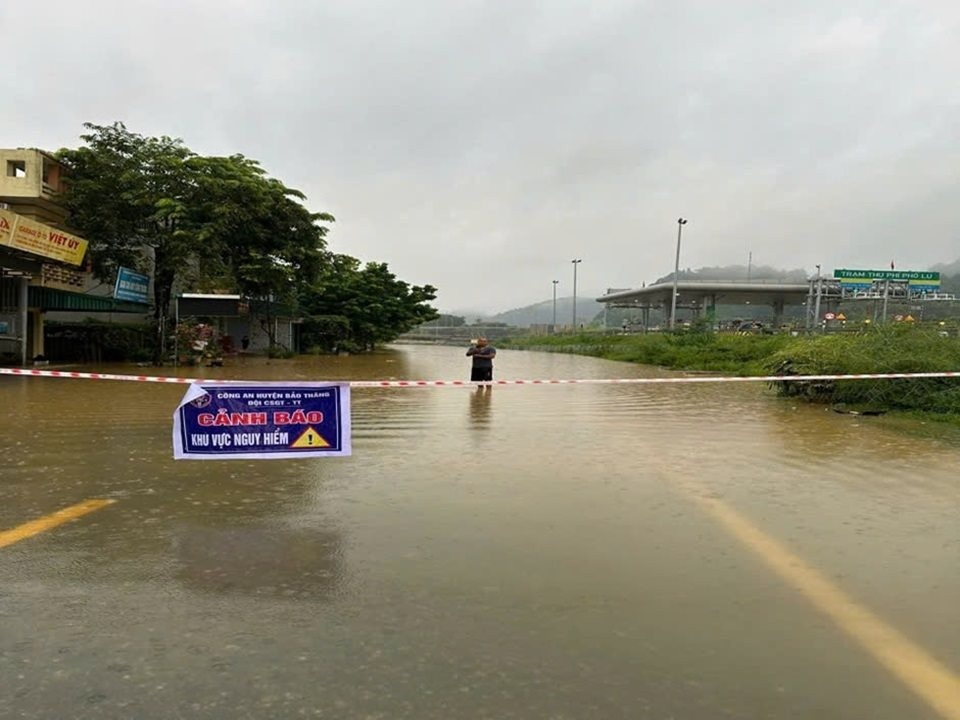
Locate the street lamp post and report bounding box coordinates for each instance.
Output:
[173,295,180,368]
[813,264,822,332]
[552,279,559,331]
[571,259,582,331]
[882,279,890,323]
[670,218,687,330]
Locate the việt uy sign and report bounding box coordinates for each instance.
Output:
[173,383,351,459]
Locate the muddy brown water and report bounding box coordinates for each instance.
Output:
[1,345,958,719]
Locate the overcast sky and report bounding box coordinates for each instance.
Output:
[3,1,959,313]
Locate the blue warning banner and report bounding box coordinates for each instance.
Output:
[173,383,351,460]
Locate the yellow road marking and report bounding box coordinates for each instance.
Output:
[698,495,960,720]
[0,499,116,549]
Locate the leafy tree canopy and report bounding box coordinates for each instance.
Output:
[57,122,437,357]
[300,255,438,352]
[58,123,331,329]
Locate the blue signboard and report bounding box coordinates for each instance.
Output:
[114,266,150,303]
[173,383,351,460]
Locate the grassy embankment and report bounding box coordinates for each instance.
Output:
[501,327,960,420]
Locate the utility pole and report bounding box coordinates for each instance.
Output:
[571,259,582,330]
[747,251,752,282]
[552,279,559,331]
[173,295,180,368]
[882,279,890,323]
[813,264,822,332]
[670,218,687,330]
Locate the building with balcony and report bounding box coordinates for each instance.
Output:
[0,148,147,364]
[0,148,70,228]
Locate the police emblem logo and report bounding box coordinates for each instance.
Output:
[190,393,212,409]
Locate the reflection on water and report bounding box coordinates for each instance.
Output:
[174,526,342,599]
[468,386,493,427]
[1,345,959,719]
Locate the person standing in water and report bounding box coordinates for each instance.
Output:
[466,336,496,384]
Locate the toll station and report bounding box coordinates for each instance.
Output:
[598,268,955,330]
[598,280,811,329]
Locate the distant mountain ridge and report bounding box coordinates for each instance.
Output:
[931,258,960,277]
[654,264,809,284]
[483,296,597,327]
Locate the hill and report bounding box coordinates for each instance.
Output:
[484,296,598,327]
[931,258,960,278]
[654,264,809,284]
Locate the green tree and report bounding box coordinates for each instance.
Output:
[300,255,438,351]
[187,154,332,348]
[58,123,332,358]
[58,123,198,348]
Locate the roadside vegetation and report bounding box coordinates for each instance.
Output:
[501,325,960,419]
[58,122,437,361]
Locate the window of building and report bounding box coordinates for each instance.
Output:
[41,158,61,190]
[6,160,26,178]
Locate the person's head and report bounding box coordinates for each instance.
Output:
[476,336,488,347]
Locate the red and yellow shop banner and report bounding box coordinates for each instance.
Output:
[0,208,87,266]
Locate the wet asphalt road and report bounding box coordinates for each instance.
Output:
[1,346,958,719]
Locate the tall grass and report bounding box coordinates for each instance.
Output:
[502,327,960,416]
[765,326,960,414]
[504,331,792,374]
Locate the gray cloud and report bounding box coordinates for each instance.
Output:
[3,0,959,312]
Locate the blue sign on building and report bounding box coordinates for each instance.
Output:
[114,266,150,303]
[173,383,352,460]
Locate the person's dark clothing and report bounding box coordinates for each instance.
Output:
[470,366,493,382]
[466,344,496,381]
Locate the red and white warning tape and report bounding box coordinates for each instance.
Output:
[2,366,960,387]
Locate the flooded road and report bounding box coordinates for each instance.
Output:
[1,345,958,719]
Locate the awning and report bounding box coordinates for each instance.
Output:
[28,286,149,313]
[177,294,246,317]
[176,295,298,319]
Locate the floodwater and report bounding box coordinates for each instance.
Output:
[1,345,958,719]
